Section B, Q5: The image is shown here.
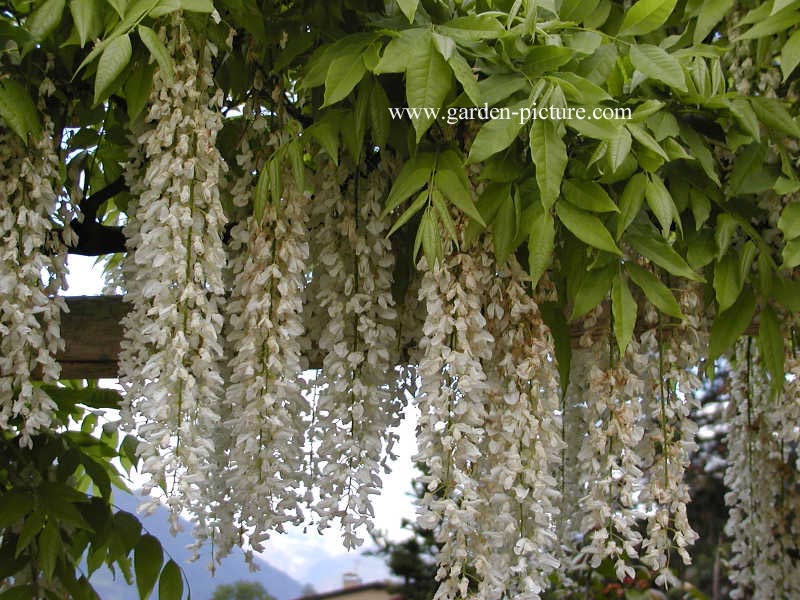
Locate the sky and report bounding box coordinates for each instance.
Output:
[64,255,420,592]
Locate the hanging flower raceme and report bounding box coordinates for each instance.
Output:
[415,246,495,600]
[570,318,646,584]
[117,22,227,533]
[725,337,800,599]
[0,128,68,445]
[636,286,703,586]
[223,170,311,555]
[306,156,403,548]
[479,257,563,599]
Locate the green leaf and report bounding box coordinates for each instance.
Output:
[437,15,505,40]
[608,127,632,172]
[693,0,734,44]
[551,72,613,104]
[39,520,60,581]
[0,492,30,528]
[644,174,676,237]
[253,167,269,222]
[562,179,619,213]
[778,202,800,240]
[70,0,100,47]
[0,587,34,600]
[750,96,800,138]
[530,118,567,211]
[0,79,42,143]
[522,46,574,76]
[782,238,800,268]
[570,264,615,319]
[629,44,687,92]
[678,124,720,185]
[688,188,710,230]
[306,111,341,164]
[556,200,621,255]
[467,101,526,163]
[434,170,486,226]
[106,0,127,16]
[540,302,571,396]
[431,187,458,246]
[94,33,132,104]
[416,207,443,266]
[395,0,419,22]
[27,0,66,40]
[387,190,427,239]
[158,560,183,600]
[15,511,44,558]
[734,8,800,41]
[713,252,743,312]
[448,51,480,106]
[493,194,516,264]
[405,34,451,141]
[369,82,391,148]
[775,276,800,311]
[135,534,163,600]
[178,0,213,11]
[528,209,555,288]
[708,288,756,360]
[137,25,174,84]
[619,0,677,36]
[612,272,637,355]
[627,122,669,160]
[383,153,434,215]
[625,262,683,318]
[124,62,154,120]
[781,29,800,81]
[617,172,646,238]
[758,305,785,388]
[626,229,704,281]
[323,54,367,107]
[714,213,738,258]
[41,385,123,410]
[373,29,427,74]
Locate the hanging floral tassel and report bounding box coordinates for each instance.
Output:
[224,167,310,554]
[118,22,227,535]
[479,257,564,599]
[307,156,403,548]
[0,126,68,445]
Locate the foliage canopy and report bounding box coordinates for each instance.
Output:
[2,0,800,598]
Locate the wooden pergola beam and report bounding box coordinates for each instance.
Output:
[57,296,129,380]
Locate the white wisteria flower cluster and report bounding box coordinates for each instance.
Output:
[415,244,564,600]
[223,170,311,554]
[118,22,228,534]
[306,157,403,549]
[725,339,800,599]
[0,128,68,445]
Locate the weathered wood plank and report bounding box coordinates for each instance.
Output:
[57,296,129,379]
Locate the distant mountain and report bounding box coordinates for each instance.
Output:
[88,490,304,600]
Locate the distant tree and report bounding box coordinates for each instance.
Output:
[299,583,317,597]
[211,581,274,600]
